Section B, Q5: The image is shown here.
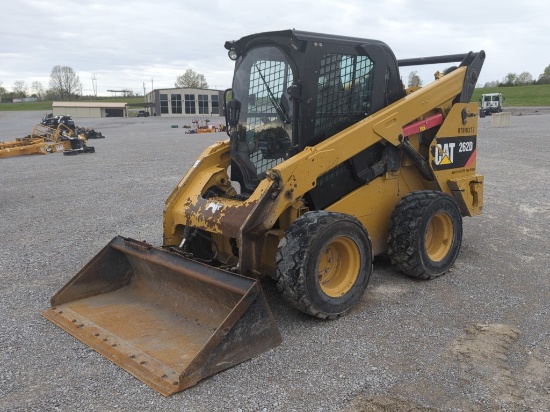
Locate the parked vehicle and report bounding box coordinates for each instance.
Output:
[479,93,504,117]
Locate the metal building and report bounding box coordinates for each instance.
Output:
[144,88,223,117]
[52,102,128,118]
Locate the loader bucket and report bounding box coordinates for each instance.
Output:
[42,236,282,396]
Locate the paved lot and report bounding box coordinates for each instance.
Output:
[1,111,548,411]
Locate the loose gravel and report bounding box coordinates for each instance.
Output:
[1,110,548,411]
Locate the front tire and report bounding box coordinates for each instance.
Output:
[388,191,462,279]
[275,211,373,319]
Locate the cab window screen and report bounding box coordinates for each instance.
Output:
[315,54,374,140]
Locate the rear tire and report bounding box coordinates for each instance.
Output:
[388,191,462,279]
[275,211,373,319]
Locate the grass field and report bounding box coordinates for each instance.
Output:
[471,84,550,106]
[1,84,549,112]
[0,96,147,112]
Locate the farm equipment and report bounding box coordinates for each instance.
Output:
[34,122,98,155]
[31,122,73,151]
[0,122,96,159]
[186,116,217,133]
[41,113,76,131]
[76,127,105,139]
[63,137,96,155]
[0,137,48,158]
[32,122,95,155]
[43,30,485,395]
[0,123,71,158]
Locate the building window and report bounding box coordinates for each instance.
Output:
[171,94,182,114]
[198,94,209,114]
[160,93,168,114]
[185,94,196,114]
[211,94,219,114]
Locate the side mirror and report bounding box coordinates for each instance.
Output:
[223,88,233,115]
[226,100,241,127]
[224,88,240,127]
[223,89,240,135]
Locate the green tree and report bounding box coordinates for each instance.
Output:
[44,88,60,101]
[407,70,423,87]
[537,64,550,84]
[502,72,517,86]
[49,65,82,100]
[515,72,533,86]
[31,81,46,100]
[175,69,209,88]
[12,80,27,98]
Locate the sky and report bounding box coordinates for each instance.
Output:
[1,0,548,96]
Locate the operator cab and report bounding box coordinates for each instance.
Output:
[224,30,404,195]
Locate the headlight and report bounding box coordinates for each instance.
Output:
[228,49,238,61]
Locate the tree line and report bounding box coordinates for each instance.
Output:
[0,66,83,102]
[407,65,550,89]
[5,62,546,103]
[483,64,550,88]
[0,67,210,103]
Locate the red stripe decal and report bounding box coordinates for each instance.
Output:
[465,149,476,167]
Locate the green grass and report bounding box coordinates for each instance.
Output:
[0,96,147,112]
[471,84,550,106]
[2,85,549,112]
[0,101,54,111]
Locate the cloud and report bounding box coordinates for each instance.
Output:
[1,0,548,94]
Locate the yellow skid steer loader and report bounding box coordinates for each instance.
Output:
[43,30,485,395]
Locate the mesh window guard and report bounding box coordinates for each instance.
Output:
[315,54,374,139]
[247,60,293,175]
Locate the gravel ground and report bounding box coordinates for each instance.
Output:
[1,111,549,411]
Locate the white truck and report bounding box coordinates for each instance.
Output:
[479,92,504,117]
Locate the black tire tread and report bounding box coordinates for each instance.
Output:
[388,190,461,280]
[275,211,371,319]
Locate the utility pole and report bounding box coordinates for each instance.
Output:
[91,73,98,97]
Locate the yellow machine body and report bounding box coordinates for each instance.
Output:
[164,70,483,276]
[43,30,485,395]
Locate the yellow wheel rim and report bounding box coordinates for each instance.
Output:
[318,237,360,297]
[425,212,453,262]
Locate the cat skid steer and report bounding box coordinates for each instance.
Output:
[43,30,485,395]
